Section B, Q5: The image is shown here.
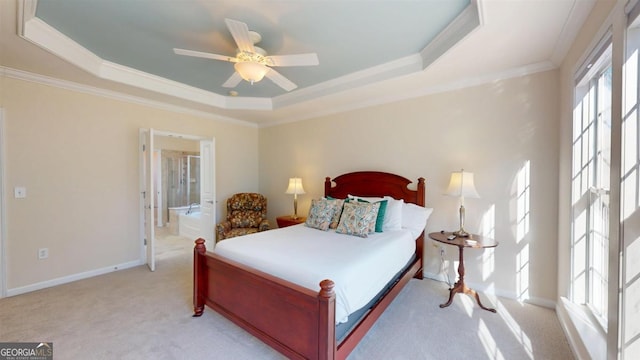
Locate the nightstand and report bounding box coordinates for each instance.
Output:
[429,232,498,313]
[276,215,306,228]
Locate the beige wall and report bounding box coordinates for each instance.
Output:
[1,75,259,291]
[1,67,562,305]
[259,70,560,305]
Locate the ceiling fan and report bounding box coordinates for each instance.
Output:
[173,18,319,92]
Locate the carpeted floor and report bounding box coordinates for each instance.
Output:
[0,233,574,359]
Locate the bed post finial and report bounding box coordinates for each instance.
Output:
[319,279,335,298]
[193,238,207,317]
[417,177,426,207]
[324,177,332,197]
[194,238,206,254]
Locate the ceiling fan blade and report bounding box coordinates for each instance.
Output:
[265,68,297,92]
[173,48,237,62]
[222,72,243,88]
[225,18,255,53]
[267,53,319,67]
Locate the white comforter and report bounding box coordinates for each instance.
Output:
[214,224,416,324]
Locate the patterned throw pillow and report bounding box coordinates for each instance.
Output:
[305,199,336,231]
[336,201,380,238]
[326,198,345,229]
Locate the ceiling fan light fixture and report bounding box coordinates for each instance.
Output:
[234,61,269,84]
[175,19,316,91]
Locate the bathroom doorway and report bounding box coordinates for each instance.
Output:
[155,137,200,262]
[140,129,215,271]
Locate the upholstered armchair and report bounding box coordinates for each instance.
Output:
[216,193,270,241]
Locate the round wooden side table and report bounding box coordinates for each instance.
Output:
[428,232,498,313]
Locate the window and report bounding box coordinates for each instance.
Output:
[571,39,612,329]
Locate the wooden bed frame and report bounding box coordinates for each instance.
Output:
[193,171,425,360]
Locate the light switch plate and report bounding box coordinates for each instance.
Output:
[14,187,26,198]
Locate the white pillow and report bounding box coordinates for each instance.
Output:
[382,196,403,231]
[401,202,433,239]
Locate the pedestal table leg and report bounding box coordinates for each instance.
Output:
[439,244,496,313]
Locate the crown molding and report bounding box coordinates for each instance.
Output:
[22,16,103,74]
[99,61,224,109]
[550,0,597,66]
[272,53,423,109]
[0,66,257,128]
[18,8,272,112]
[420,0,483,69]
[17,0,37,37]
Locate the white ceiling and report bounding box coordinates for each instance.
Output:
[1,0,595,127]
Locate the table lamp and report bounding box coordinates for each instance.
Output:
[285,177,305,219]
[445,169,480,237]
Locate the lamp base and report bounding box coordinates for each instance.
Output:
[453,229,471,237]
[454,204,471,237]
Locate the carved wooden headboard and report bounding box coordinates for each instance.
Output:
[324,171,425,206]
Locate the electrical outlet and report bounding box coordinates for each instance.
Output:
[38,248,48,259]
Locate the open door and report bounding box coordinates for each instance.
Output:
[142,129,156,271]
[200,139,215,249]
[139,131,214,267]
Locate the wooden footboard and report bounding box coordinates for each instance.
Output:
[194,237,422,360]
[194,239,337,360]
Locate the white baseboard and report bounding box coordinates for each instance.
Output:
[423,270,449,283]
[422,270,557,309]
[6,259,144,297]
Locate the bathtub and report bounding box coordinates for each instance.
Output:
[179,211,201,240]
[168,205,200,235]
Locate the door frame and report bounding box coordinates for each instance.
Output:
[199,138,216,249]
[138,129,216,268]
[154,149,163,227]
[140,129,156,271]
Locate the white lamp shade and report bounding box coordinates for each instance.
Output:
[285,178,306,195]
[445,170,480,198]
[234,61,269,83]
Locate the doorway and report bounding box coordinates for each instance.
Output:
[156,143,200,261]
[139,129,215,271]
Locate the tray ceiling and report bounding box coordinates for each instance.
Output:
[2,0,596,126]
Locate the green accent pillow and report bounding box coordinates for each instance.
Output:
[358,199,388,232]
